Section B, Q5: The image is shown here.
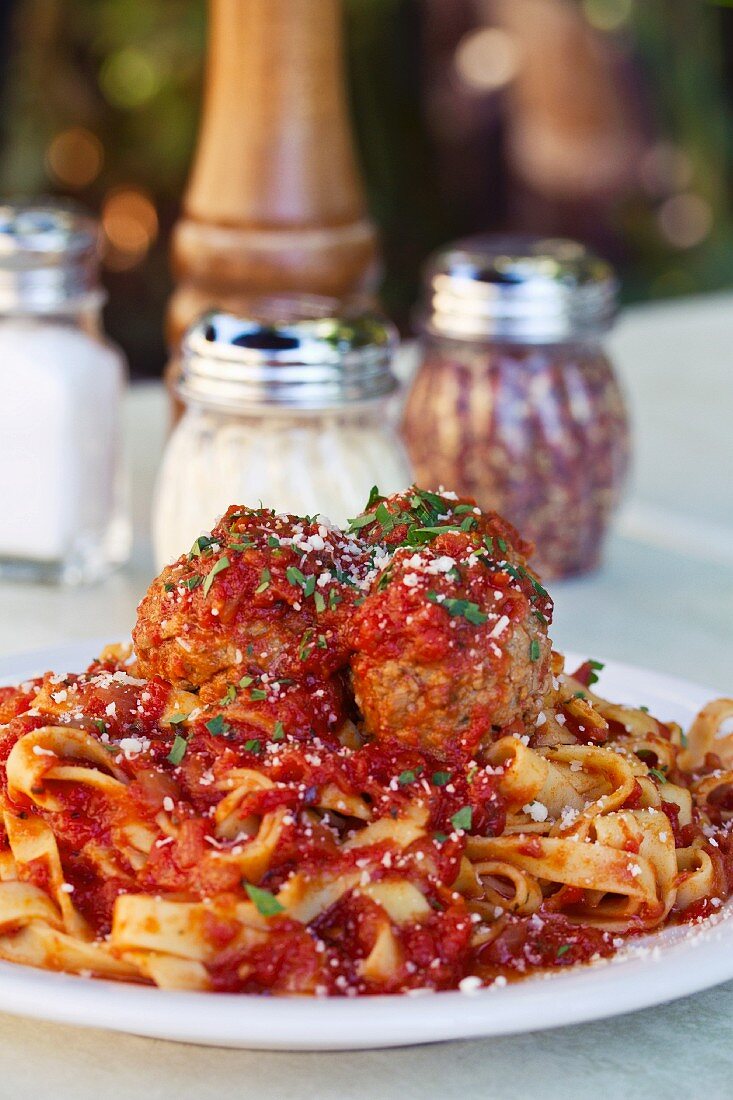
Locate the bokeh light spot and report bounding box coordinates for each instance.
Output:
[582,0,633,32]
[45,128,104,189]
[100,47,161,109]
[455,28,520,93]
[102,187,159,271]
[640,141,693,197]
[657,193,713,249]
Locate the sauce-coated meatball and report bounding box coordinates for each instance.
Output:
[347,491,553,760]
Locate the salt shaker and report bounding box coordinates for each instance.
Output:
[0,203,131,584]
[153,300,412,567]
[403,236,630,578]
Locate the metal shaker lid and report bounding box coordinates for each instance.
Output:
[179,298,399,411]
[424,235,618,342]
[0,201,103,313]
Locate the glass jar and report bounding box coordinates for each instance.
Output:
[153,303,412,567]
[403,236,629,578]
[0,203,131,584]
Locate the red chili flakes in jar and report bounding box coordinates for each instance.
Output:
[403,236,629,578]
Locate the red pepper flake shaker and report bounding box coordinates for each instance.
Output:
[403,235,630,578]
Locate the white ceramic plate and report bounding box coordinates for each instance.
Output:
[0,640,730,1051]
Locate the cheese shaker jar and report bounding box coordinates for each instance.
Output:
[153,301,412,566]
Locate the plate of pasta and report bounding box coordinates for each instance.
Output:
[0,486,731,1050]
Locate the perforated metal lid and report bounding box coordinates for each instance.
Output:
[179,300,399,411]
[423,235,618,342]
[0,202,103,312]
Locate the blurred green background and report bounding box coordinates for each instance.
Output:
[1,0,733,376]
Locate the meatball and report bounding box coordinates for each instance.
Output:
[347,491,553,761]
[133,505,370,696]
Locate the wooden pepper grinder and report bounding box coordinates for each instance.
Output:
[166,0,379,408]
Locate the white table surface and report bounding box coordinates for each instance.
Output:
[0,292,732,1098]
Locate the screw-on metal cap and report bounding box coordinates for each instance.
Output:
[0,201,103,313]
[179,299,399,411]
[423,235,618,343]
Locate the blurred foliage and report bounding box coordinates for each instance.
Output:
[619,0,733,299]
[1,0,733,375]
[0,0,206,374]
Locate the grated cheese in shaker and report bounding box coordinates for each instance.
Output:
[153,302,412,567]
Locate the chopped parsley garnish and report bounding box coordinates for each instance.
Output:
[398,769,417,786]
[376,566,393,592]
[648,767,667,784]
[255,567,271,594]
[366,485,382,509]
[266,535,280,548]
[375,501,395,532]
[250,688,267,701]
[164,582,175,592]
[168,712,188,725]
[497,538,508,553]
[303,574,316,598]
[406,526,451,546]
[272,721,286,742]
[238,675,253,689]
[219,686,237,706]
[453,504,475,515]
[328,589,341,611]
[189,534,216,557]
[314,591,326,614]
[205,714,229,736]
[529,639,541,662]
[588,659,605,686]
[245,883,284,916]
[639,705,649,713]
[432,771,451,787]
[244,739,261,754]
[182,574,203,590]
[460,515,477,532]
[286,565,306,588]
[434,832,448,844]
[573,691,586,700]
[317,634,328,650]
[426,592,488,625]
[299,629,314,661]
[556,944,572,957]
[167,734,188,766]
[347,511,377,532]
[451,806,473,832]
[202,555,230,597]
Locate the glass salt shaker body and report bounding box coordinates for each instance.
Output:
[0,204,131,584]
[403,236,629,578]
[153,304,412,568]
